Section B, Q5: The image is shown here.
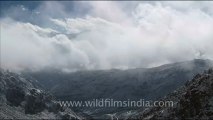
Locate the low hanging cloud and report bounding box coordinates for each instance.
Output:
[1,1,213,72]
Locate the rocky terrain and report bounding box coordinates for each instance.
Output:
[127,69,213,119]
[0,69,83,119]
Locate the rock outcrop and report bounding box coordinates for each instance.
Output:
[0,69,83,119]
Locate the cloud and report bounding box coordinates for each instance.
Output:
[1,1,213,72]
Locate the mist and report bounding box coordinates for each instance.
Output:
[1,1,213,72]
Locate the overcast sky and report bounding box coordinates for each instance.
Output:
[1,1,213,72]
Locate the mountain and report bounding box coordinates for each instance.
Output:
[128,68,213,119]
[0,69,83,119]
[24,59,213,116]
[1,59,213,119]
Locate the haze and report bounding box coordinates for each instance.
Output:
[1,1,213,72]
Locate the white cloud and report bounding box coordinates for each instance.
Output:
[1,1,213,72]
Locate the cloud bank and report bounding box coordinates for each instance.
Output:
[1,1,213,72]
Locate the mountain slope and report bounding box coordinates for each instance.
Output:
[132,68,213,119]
[0,69,83,119]
[27,59,213,100]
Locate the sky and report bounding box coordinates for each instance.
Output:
[1,1,213,72]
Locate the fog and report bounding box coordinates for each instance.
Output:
[1,1,213,72]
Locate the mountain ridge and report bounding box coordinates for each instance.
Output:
[135,68,213,119]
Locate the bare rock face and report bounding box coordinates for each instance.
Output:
[6,87,25,107]
[24,88,65,114]
[138,69,213,119]
[0,69,83,119]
